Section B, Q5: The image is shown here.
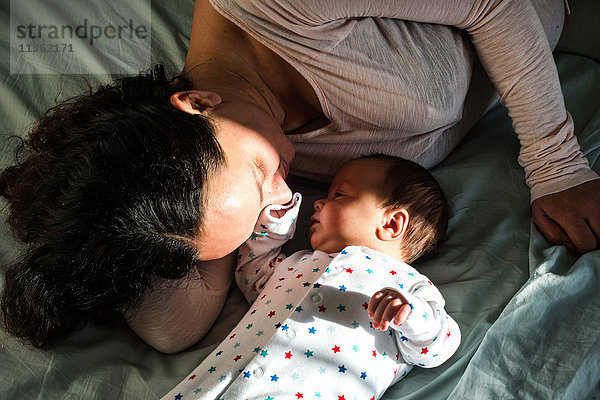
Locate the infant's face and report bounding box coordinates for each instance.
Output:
[310,159,387,253]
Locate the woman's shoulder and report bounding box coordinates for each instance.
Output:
[208,0,356,59]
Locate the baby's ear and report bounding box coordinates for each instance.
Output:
[376,208,409,242]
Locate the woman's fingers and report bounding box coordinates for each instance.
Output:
[587,215,600,252]
[532,181,600,255]
[562,217,598,255]
[532,205,575,252]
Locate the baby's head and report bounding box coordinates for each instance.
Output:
[309,155,447,263]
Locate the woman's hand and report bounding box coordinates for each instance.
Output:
[532,180,600,255]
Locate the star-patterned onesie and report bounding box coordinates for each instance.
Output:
[162,193,460,400]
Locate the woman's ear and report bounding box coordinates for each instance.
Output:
[376,208,409,242]
[170,90,222,115]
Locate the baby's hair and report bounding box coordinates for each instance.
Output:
[360,154,448,263]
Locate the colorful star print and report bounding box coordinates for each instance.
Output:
[162,199,460,400]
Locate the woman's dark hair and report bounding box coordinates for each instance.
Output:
[361,154,448,264]
[0,65,225,349]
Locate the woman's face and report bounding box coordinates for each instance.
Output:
[194,103,295,260]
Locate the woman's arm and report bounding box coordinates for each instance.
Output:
[121,252,235,354]
[256,0,595,192]
[245,0,599,252]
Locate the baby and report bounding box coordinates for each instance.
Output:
[162,155,460,400]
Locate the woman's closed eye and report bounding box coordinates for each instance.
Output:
[255,159,267,180]
[250,159,268,204]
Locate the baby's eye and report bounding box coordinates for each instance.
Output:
[333,192,343,198]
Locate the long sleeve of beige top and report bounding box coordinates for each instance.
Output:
[122,254,234,354]
[211,0,599,202]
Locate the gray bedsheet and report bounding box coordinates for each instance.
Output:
[1,0,599,398]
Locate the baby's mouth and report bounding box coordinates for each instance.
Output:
[309,216,320,232]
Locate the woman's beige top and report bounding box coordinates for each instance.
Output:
[209,0,598,202]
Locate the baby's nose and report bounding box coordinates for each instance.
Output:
[313,198,324,211]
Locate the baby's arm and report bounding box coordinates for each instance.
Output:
[368,280,460,368]
[236,193,302,304]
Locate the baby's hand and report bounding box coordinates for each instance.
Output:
[368,288,412,331]
[266,193,302,219]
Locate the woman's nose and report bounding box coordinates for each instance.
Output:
[265,177,293,206]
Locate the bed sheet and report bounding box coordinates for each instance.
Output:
[1,0,599,398]
[447,54,600,400]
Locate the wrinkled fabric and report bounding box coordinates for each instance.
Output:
[449,226,600,399]
[210,0,598,201]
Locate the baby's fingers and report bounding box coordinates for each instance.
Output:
[367,290,386,318]
[376,298,406,331]
[393,304,412,326]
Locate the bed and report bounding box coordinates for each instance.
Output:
[1,0,599,399]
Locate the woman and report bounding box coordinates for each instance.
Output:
[1,0,599,354]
